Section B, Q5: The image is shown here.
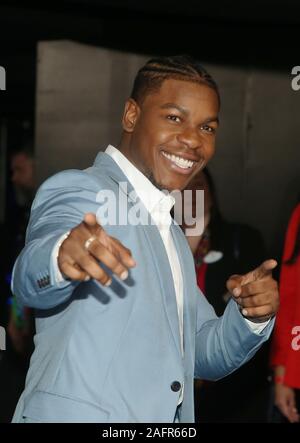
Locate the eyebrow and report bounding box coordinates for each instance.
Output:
[160,103,219,125]
[160,103,188,114]
[203,116,219,125]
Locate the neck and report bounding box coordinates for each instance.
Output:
[117,137,166,192]
[117,134,131,158]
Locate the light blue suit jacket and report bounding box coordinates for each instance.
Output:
[12,152,273,423]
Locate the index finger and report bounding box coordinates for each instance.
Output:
[250,259,277,281]
[240,259,277,285]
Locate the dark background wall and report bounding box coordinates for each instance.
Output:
[1,0,300,260]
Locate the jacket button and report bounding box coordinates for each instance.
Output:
[171,381,181,392]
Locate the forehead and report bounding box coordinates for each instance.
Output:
[143,78,219,113]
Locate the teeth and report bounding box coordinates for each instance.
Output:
[162,151,195,169]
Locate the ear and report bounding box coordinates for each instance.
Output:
[122,98,140,133]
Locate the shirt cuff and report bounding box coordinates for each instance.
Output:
[244,317,271,334]
[50,231,70,283]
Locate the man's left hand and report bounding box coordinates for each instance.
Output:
[226,259,279,322]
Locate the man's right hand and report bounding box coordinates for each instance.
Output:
[58,213,136,286]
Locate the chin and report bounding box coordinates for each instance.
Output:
[161,180,187,192]
[152,171,192,192]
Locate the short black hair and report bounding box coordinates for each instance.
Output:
[130,55,220,106]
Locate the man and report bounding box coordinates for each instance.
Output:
[12,55,278,423]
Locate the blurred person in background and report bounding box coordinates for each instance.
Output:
[181,168,270,422]
[269,201,300,423]
[7,143,36,355]
[11,144,36,205]
[0,142,36,422]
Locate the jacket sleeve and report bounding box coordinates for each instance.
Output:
[194,293,274,381]
[12,170,100,310]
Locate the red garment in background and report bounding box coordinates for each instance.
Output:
[196,262,208,294]
[270,203,300,389]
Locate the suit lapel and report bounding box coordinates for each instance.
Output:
[141,223,182,357]
[170,222,195,365]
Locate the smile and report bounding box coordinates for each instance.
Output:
[161,151,196,170]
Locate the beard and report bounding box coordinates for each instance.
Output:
[145,171,171,192]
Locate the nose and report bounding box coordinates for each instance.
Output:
[176,126,201,150]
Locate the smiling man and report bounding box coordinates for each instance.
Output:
[12,55,278,423]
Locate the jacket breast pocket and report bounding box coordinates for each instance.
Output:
[22,390,110,423]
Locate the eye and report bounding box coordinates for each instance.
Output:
[200,124,215,134]
[167,115,181,123]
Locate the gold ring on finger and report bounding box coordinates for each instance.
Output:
[84,235,97,251]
